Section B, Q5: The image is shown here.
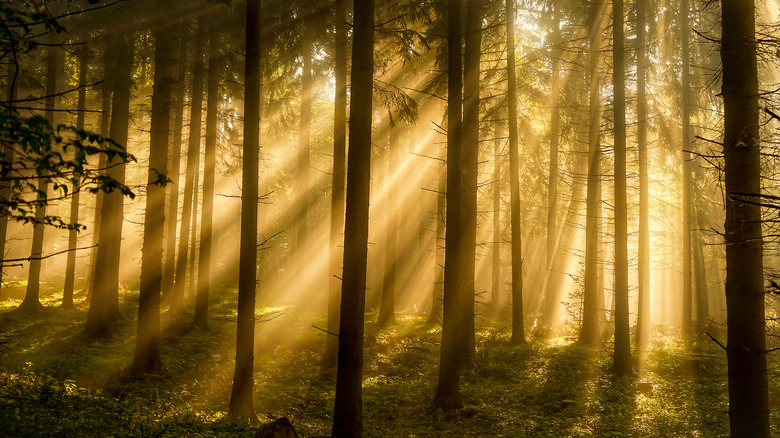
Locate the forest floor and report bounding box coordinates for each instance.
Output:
[0,284,776,437]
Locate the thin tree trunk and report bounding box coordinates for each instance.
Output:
[172,17,206,317]
[580,0,606,347]
[635,0,650,352]
[507,0,526,345]
[0,55,18,299]
[378,118,398,329]
[331,0,374,434]
[163,29,189,305]
[544,4,561,326]
[427,166,446,326]
[228,0,260,422]
[62,47,88,310]
[323,0,348,368]
[296,34,312,249]
[680,0,694,342]
[194,22,221,331]
[491,122,503,308]
[721,0,768,433]
[133,8,174,374]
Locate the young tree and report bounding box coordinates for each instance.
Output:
[228,0,260,422]
[378,117,398,329]
[331,0,374,434]
[635,0,650,352]
[680,0,694,341]
[721,0,769,434]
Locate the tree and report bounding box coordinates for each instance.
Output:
[331,0,374,433]
[680,0,694,342]
[172,16,206,317]
[62,47,89,310]
[635,0,650,352]
[323,0,348,368]
[228,0,260,422]
[579,0,606,347]
[721,0,769,434]
[506,0,525,346]
[611,0,632,377]
[132,1,175,375]
[378,116,398,329]
[194,19,223,331]
[84,25,135,339]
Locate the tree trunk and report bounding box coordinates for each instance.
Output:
[635,0,650,352]
[133,7,174,374]
[163,29,189,305]
[378,118,398,329]
[491,122,503,309]
[194,22,221,331]
[172,17,206,317]
[324,0,348,368]
[84,30,134,338]
[612,0,632,377]
[507,0,525,345]
[721,0,769,434]
[460,0,481,362]
[331,0,374,434]
[0,55,18,299]
[680,0,694,342]
[296,34,312,249]
[433,0,465,411]
[62,47,88,310]
[228,0,260,423]
[580,0,606,347]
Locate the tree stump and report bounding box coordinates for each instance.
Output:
[255,417,298,438]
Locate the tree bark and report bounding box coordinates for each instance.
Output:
[133,6,174,374]
[323,0,348,368]
[84,30,134,338]
[172,17,206,317]
[194,22,221,331]
[721,0,769,434]
[228,0,260,423]
[507,0,525,345]
[635,0,650,352]
[378,119,398,329]
[332,0,374,434]
[680,0,694,342]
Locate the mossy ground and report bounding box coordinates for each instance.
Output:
[0,286,769,437]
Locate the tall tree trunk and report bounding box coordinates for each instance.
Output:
[433,0,465,411]
[331,0,374,434]
[324,0,348,368]
[133,8,174,374]
[612,0,632,377]
[194,23,221,331]
[62,47,88,310]
[84,30,134,338]
[81,70,111,299]
[580,0,606,347]
[172,17,206,317]
[544,4,561,326]
[378,118,398,329]
[460,0,481,362]
[721,0,768,434]
[18,41,60,316]
[693,196,709,333]
[163,29,189,305]
[507,0,526,345]
[635,0,650,352]
[228,0,260,422]
[491,122,503,308]
[296,34,312,249]
[0,54,18,298]
[680,0,694,342]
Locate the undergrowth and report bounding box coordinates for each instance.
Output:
[0,288,766,437]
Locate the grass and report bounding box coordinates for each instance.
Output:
[0,286,761,437]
